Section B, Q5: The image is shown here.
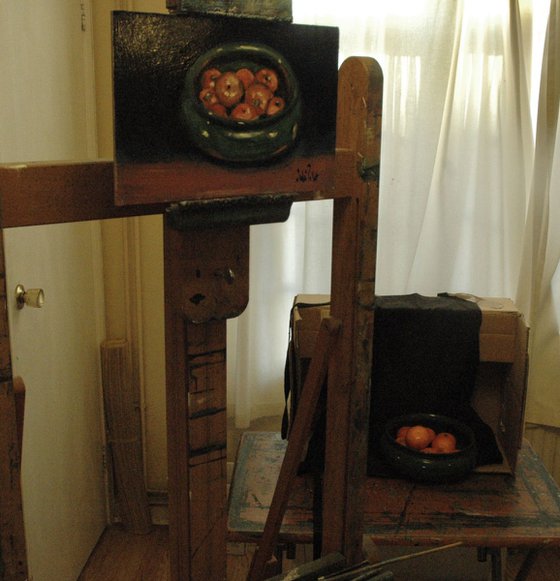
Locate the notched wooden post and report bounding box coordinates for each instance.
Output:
[164,214,250,580]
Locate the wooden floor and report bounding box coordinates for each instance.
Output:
[77,525,300,581]
[78,525,560,580]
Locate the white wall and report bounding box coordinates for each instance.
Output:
[0,2,107,579]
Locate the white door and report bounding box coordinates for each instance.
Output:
[0,2,107,580]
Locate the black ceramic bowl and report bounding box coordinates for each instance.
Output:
[181,42,302,163]
[379,413,477,483]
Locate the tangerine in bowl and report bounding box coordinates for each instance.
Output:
[380,413,477,483]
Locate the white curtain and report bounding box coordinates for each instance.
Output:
[227,201,333,427]
[517,0,560,426]
[228,0,558,429]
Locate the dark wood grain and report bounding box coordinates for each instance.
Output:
[229,433,560,551]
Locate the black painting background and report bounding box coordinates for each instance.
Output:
[112,11,339,165]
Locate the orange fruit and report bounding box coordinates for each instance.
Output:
[405,425,434,450]
[420,447,438,454]
[396,426,411,439]
[431,432,457,453]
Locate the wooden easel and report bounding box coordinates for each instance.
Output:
[245,56,382,580]
[0,17,382,581]
[162,53,382,580]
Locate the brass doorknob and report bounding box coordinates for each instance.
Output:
[15,284,44,309]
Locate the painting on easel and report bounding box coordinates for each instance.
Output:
[112,11,339,206]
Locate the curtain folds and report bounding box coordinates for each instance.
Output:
[517,0,560,426]
[228,1,559,429]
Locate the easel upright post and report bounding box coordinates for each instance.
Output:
[164,221,250,580]
[323,57,383,563]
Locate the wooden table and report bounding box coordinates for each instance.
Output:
[228,432,560,580]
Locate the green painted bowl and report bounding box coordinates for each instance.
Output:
[181,42,302,163]
[379,413,477,483]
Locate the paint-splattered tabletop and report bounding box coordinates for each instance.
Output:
[228,432,560,548]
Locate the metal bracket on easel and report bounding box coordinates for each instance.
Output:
[165,194,295,231]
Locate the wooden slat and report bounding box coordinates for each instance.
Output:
[101,339,151,534]
[323,56,383,563]
[247,317,340,580]
[0,161,166,228]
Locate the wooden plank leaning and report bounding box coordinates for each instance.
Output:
[247,316,341,580]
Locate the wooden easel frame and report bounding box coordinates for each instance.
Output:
[0,55,382,581]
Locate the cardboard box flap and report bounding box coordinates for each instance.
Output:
[293,294,525,363]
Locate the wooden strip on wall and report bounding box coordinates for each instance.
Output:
[101,339,151,534]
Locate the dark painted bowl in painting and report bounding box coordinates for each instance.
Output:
[379,413,477,483]
[181,42,302,163]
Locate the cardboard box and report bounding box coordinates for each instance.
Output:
[290,294,529,475]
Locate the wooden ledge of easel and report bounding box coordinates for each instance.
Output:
[0,161,164,228]
[0,146,382,230]
[0,160,342,229]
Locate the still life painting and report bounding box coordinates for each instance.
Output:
[112,11,339,205]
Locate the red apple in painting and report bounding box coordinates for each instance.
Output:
[266,96,285,117]
[244,83,273,115]
[231,102,260,121]
[207,103,228,118]
[255,68,279,93]
[199,87,219,109]
[236,67,255,90]
[214,71,244,108]
[201,67,221,89]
